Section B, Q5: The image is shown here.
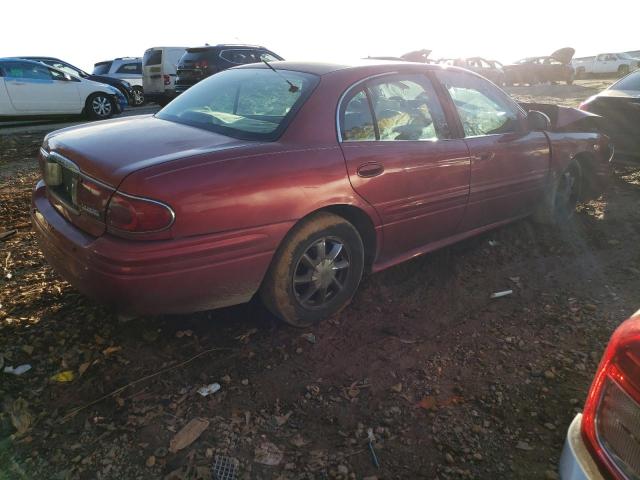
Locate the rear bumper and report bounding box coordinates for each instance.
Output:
[31,181,288,315]
[559,414,605,480]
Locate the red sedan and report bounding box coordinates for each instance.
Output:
[32,61,612,326]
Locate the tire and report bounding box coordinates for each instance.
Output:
[618,65,630,77]
[260,212,365,327]
[576,67,585,80]
[534,161,582,225]
[86,93,114,120]
[131,86,145,106]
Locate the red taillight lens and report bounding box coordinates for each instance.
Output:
[106,192,174,233]
[75,177,113,219]
[582,312,640,480]
[163,74,171,86]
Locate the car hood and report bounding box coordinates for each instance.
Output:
[45,115,256,186]
[550,47,575,65]
[88,74,128,88]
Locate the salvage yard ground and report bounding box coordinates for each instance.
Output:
[1,79,639,480]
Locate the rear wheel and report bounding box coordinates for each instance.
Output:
[86,93,114,120]
[260,212,364,327]
[618,65,630,77]
[534,161,582,225]
[131,86,145,106]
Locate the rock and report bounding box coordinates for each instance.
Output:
[473,453,483,461]
[154,447,168,458]
[241,379,249,386]
[337,465,348,475]
[544,370,556,380]
[254,442,283,466]
[516,441,533,451]
[146,456,156,467]
[544,422,556,431]
[390,383,402,393]
[545,470,559,480]
[445,453,454,464]
[221,375,231,384]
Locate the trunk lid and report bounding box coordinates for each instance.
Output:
[45,115,254,186]
[550,47,575,65]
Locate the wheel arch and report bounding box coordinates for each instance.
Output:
[571,151,601,200]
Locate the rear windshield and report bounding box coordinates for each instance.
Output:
[143,50,162,66]
[157,68,319,141]
[610,71,640,92]
[93,61,112,75]
[179,48,218,64]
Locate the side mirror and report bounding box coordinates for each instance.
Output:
[527,110,551,131]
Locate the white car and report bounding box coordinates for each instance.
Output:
[573,53,640,78]
[93,57,145,106]
[142,46,186,106]
[560,308,640,480]
[0,58,126,119]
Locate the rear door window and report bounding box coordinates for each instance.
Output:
[341,90,376,141]
[143,50,162,66]
[3,62,52,80]
[116,63,141,74]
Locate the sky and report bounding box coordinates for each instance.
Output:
[1,0,639,72]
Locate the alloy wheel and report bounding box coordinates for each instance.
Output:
[293,237,350,309]
[92,95,112,118]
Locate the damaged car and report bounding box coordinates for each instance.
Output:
[437,57,505,85]
[504,48,576,85]
[31,61,611,326]
[578,70,640,160]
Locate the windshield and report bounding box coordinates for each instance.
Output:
[610,71,640,92]
[42,60,86,78]
[157,68,319,140]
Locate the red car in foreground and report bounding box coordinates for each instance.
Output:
[32,61,611,326]
[560,309,640,479]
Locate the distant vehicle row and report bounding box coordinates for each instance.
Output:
[572,52,640,79]
[141,44,284,105]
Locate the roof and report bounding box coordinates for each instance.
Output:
[187,44,267,50]
[234,59,443,76]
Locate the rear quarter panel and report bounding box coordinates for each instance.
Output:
[0,79,16,115]
[116,142,380,240]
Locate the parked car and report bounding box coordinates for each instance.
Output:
[579,70,640,159]
[573,53,640,79]
[504,48,575,85]
[31,61,611,326]
[142,46,187,106]
[560,308,640,480]
[625,50,640,59]
[19,56,135,106]
[437,57,505,85]
[0,58,125,119]
[93,57,144,106]
[175,44,282,95]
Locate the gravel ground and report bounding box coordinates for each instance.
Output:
[1,83,638,480]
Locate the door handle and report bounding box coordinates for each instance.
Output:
[473,152,495,162]
[10,82,26,86]
[357,162,384,178]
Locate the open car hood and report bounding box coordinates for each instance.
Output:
[401,49,432,63]
[550,47,575,65]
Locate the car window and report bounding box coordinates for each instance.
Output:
[259,52,281,62]
[116,63,141,74]
[436,70,522,137]
[93,62,113,75]
[49,69,68,81]
[143,50,162,66]
[341,90,376,141]
[48,62,81,77]
[341,74,449,142]
[3,62,52,80]
[157,68,319,140]
[220,49,266,65]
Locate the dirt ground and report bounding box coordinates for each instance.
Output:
[1,80,638,480]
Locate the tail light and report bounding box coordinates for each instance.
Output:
[75,176,114,219]
[195,60,208,70]
[582,311,640,480]
[163,74,171,86]
[106,192,174,234]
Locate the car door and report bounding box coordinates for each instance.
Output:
[2,61,61,112]
[338,73,471,262]
[0,65,17,115]
[434,69,550,231]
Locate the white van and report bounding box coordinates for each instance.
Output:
[142,47,186,106]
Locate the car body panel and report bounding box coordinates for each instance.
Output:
[142,47,186,103]
[560,414,606,480]
[504,48,575,85]
[32,61,612,314]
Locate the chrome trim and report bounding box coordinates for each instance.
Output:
[48,151,80,173]
[39,147,50,158]
[336,72,399,143]
[108,190,176,234]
